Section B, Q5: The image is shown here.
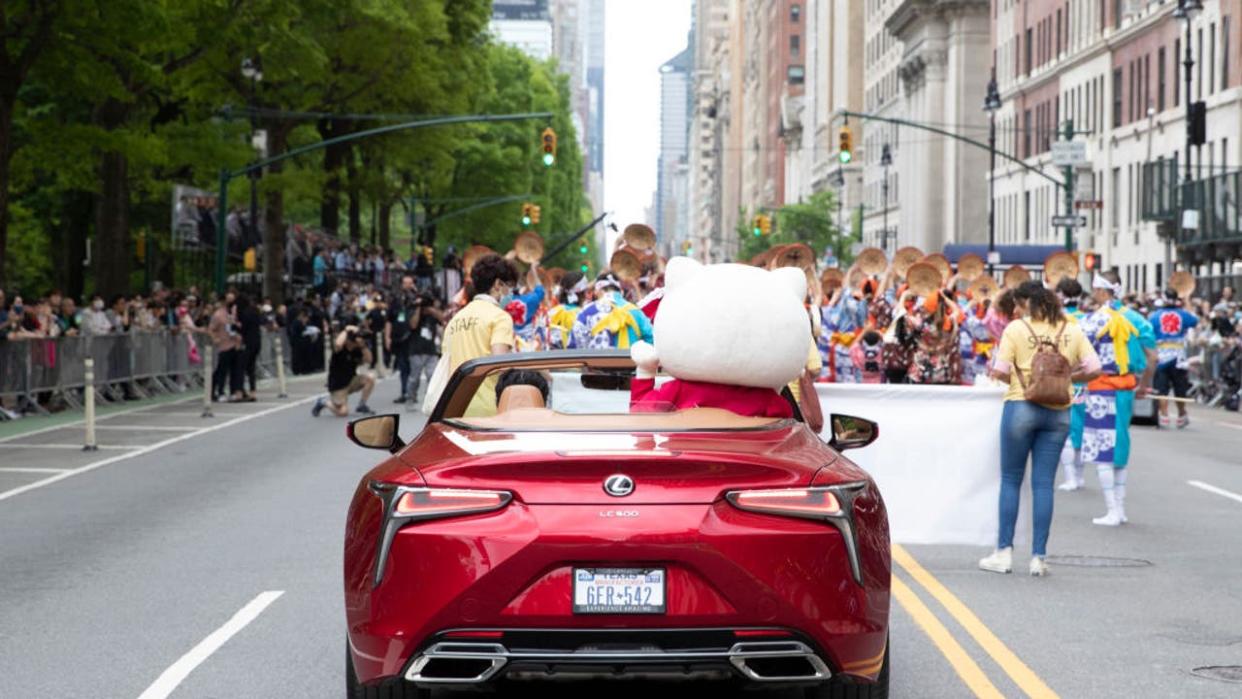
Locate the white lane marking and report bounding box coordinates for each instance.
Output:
[93,425,202,431]
[0,398,196,443]
[0,395,319,503]
[1188,480,1242,505]
[136,590,284,699]
[0,443,136,451]
[0,467,70,474]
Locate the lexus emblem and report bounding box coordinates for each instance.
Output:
[603,474,635,497]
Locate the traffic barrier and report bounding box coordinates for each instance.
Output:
[0,329,292,418]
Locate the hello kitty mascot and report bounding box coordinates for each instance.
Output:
[629,257,811,417]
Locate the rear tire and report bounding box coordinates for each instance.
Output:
[347,640,429,699]
[805,640,889,699]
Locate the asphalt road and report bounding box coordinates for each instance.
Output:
[2,372,1241,698]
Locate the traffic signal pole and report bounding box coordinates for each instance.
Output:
[213,111,552,293]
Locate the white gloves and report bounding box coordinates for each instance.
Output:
[630,340,659,379]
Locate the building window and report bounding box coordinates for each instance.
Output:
[1158,47,1166,110]
[787,64,805,85]
[1174,39,1181,106]
[1225,17,1232,90]
[1209,23,1216,94]
[1056,9,1062,55]
[1112,68,1122,128]
[1114,0,1122,28]
[791,3,801,22]
[1026,28,1033,74]
[1024,108,1032,157]
[791,34,800,60]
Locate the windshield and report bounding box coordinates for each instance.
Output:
[440,363,787,432]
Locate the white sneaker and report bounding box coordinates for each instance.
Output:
[1057,479,1081,492]
[1093,510,1124,526]
[979,547,1013,574]
[1158,414,1171,428]
[1029,556,1049,577]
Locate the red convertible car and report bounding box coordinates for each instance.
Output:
[343,351,890,698]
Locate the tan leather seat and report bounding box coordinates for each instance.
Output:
[497,385,546,412]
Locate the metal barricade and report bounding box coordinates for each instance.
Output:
[0,328,298,418]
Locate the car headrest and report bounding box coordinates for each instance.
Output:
[497,384,546,412]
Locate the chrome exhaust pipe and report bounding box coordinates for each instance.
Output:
[728,641,831,681]
[405,642,507,683]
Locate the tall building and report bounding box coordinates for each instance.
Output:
[687,0,734,261]
[989,0,1241,293]
[655,42,694,253]
[490,1,554,60]
[584,0,606,215]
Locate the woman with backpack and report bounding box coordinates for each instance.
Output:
[980,281,1102,577]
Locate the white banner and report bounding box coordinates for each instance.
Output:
[817,383,1012,546]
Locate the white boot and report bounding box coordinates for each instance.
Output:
[1093,463,1123,526]
[1114,469,1128,523]
[1029,556,1050,577]
[1058,441,1081,490]
[979,547,1013,574]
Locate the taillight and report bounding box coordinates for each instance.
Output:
[368,485,512,586]
[393,488,511,519]
[726,488,842,519]
[726,483,869,586]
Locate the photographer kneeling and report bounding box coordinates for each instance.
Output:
[312,325,376,418]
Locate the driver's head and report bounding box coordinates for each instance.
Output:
[495,369,550,405]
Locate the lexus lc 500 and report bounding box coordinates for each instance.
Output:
[343,350,890,698]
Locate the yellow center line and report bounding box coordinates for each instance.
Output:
[891,576,1004,698]
[893,544,1060,698]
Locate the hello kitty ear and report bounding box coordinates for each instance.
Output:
[771,267,808,301]
[664,256,704,291]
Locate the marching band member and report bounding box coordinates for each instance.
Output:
[1075,271,1157,525]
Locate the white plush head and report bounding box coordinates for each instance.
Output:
[654,258,809,390]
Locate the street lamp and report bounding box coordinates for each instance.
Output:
[241,57,263,249]
[1173,0,1201,258]
[983,70,1002,273]
[879,143,892,252]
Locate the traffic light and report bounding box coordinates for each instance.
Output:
[578,242,589,254]
[758,213,772,236]
[1083,251,1100,271]
[838,126,853,164]
[681,240,693,255]
[752,217,762,236]
[541,127,557,167]
[521,202,533,227]
[530,205,541,224]
[580,263,589,273]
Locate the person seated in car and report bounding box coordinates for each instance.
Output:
[494,369,551,412]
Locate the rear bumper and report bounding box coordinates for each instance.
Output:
[344,500,890,685]
[402,629,831,685]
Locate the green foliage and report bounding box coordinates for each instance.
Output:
[737,191,855,268]
[2,0,588,297]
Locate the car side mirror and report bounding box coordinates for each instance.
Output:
[828,413,878,451]
[347,414,406,453]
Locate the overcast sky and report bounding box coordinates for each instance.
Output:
[603,0,693,230]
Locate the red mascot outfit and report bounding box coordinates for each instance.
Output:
[629,258,811,418]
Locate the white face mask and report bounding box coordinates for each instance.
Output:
[92,300,104,311]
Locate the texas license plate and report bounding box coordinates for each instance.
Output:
[572,568,666,614]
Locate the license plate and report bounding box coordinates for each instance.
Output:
[572,568,666,614]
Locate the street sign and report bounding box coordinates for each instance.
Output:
[1075,200,1103,209]
[1051,141,1088,166]
[1051,215,1088,227]
[1182,210,1200,230]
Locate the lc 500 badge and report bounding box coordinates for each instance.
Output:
[599,510,639,518]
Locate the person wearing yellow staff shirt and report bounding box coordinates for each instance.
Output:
[442,254,519,417]
[980,281,1101,577]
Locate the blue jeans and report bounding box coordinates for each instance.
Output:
[998,400,1070,556]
